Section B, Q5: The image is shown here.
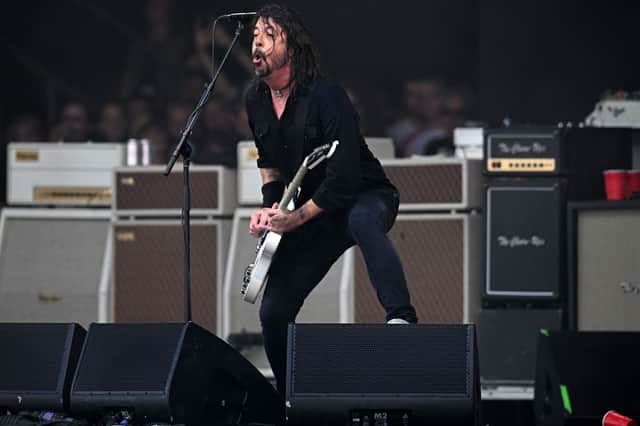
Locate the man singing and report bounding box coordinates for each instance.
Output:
[246,3,417,394]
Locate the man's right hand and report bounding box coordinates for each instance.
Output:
[249,203,279,237]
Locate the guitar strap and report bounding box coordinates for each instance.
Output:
[288,80,317,205]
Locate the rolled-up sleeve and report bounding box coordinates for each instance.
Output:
[311,83,363,212]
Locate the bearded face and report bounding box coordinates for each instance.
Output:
[251,17,290,78]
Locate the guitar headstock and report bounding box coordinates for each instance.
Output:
[303,140,339,170]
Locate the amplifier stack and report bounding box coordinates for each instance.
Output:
[112,165,235,335]
[478,126,632,388]
[483,126,631,302]
[0,142,126,327]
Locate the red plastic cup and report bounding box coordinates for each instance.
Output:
[628,170,640,198]
[602,410,638,426]
[603,170,629,200]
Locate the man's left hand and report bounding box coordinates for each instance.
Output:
[268,209,301,233]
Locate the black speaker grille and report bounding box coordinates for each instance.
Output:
[477,309,563,383]
[73,323,185,393]
[289,324,472,395]
[486,181,561,297]
[0,324,69,391]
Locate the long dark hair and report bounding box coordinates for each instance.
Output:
[253,3,322,87]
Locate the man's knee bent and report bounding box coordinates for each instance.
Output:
[348,209,383,241]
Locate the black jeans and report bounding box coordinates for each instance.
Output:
[259,187,418,394]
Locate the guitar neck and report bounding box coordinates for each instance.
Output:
[279,165,308,212]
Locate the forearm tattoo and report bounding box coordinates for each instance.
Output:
[298,207,305,222]
[260,168,282,183]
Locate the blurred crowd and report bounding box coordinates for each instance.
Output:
[2,0,476,169]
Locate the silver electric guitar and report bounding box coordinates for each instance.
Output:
[241,140,339,304]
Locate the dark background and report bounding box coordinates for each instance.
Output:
[1,0,639,134]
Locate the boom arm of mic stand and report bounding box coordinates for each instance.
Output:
[164,19,247,176]
[160,19,246,324]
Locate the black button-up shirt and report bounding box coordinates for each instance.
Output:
[245,79,394,213]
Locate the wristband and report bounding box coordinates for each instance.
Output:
[261,181,285,207]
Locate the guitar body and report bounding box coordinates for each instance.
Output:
[241,141,339,304]
[242,231,282,304]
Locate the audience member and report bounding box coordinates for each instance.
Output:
[138,121,170,164]
[423,84,477,156]
[126,94,154,137]
[97,101,128,142]
[49,101,92,142]
[386,77,447,157]
[1,114,46,205]
[3,114,45,142]
[166,99,192,143]
[438,84,475,134]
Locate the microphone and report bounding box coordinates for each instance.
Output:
[217,12,257,20]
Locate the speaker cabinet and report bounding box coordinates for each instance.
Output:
[534,331,640,426]
[114,165,236,216]
[0,323,85,412]
[381,158,483,211]
[70,322,283,426]
[485,179,563,300]
[568,201,640,331]
[347,213,482,324]
[113,219,230,335]
[286,324,480,426]
[0,209,112,328]
[477,308,563,385]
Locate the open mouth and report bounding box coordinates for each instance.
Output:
[252,50,266,65]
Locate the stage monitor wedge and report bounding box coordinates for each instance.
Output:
[0,323,86,413]
[286,324,480,426]
[534,331,640,426]
[70,322,283,426]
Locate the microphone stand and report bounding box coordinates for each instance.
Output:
[164,19,247,323]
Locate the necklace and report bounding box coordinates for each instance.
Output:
[274,89,284,99]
